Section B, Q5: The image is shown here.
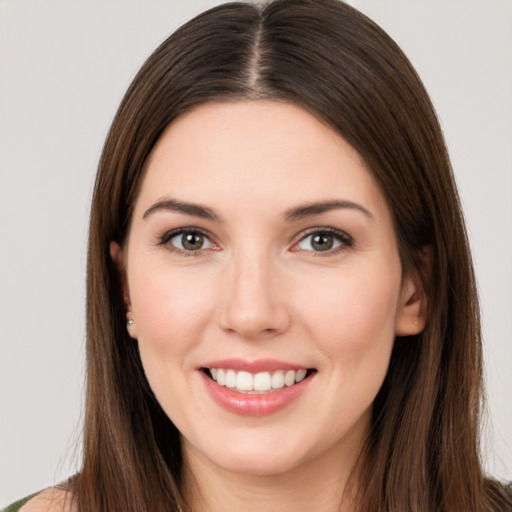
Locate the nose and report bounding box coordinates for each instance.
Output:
[218,249,291,340]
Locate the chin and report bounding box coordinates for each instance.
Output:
[211,449,308,477]
[183,428,316,477]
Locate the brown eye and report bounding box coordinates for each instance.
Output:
[295,229,352,253]
[181,232,204,250]
[311,233,334,251]
[167,230,214,252]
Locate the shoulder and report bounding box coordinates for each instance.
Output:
[17,488,75,512]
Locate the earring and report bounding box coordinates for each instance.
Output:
[126,316,135,338]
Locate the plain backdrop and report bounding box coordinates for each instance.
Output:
[1,0,511,506]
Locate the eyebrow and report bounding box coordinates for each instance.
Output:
[143,198,221,221]
[284,200,374,221]
[142,197,373,223]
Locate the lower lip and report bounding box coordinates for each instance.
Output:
[200,371,313,417]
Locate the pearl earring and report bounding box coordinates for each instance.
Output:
[126,317,136,338]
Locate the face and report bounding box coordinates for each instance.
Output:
[112,101,425,480]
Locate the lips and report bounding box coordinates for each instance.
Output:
[200,359,316,416]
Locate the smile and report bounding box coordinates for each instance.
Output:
[200,359,316,416]
[207,368,309,394]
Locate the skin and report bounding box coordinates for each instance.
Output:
[110,101,426,512]
[20,488,74,512]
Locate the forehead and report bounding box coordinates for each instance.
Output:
[136,100,388,219]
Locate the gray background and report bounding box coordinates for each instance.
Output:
[1,0,511,505]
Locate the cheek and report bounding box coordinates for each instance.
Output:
[297,267,400,370]
[128,263,220,421]
[297,268,401,436]
[129,261,218,356]
[302,265,399,327]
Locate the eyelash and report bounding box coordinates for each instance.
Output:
[157,227,353,256]
[293,227,353,256]
[158,228,216,257]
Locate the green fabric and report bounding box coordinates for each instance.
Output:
[1,493,37,512]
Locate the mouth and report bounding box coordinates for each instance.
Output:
[202,367,316,394]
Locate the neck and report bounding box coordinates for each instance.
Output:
[181,438,364,512]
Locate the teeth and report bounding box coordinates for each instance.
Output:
[236,371,253,391]
[208,368,309,393]
[271,370,285,389]
[225,369,236,388]
[216,368,226,386]
[284,370,296,387]
[253,372,271,391]
[296,369,307,383]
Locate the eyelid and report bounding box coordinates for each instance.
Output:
[158,227,218,255]
[156,225,352,256]
[291,227,353,254]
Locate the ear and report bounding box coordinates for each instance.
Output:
[395,252,430,336]
[110,241,138,339]
[110,241,131,309]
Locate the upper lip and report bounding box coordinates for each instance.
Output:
[201,358,313,373]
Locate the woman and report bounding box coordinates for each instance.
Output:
[8,0,511,511]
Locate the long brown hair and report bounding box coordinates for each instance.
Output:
[75,1,511,510]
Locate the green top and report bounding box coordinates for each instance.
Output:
[1,493,37,512]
